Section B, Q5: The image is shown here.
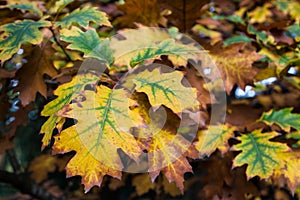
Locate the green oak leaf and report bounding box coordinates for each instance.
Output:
[2,2,43,16]
[258,108,300,132]
[247,24,274,44]
[130,38,202,67]
[60,27,114,65]
[123,67,199,114]
[223,35,252,46]
[54,7,111,28]
[232,129,290,179]
[0,19,51,62]
[211,15,245,25]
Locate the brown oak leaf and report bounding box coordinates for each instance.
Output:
[209,43,263,93]
[15,42,57,106]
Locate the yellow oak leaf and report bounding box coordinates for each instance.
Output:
[40,73,99,149]
[28,154,69,183]
[132,174,155,196]
[110,27,203,67]
[248,3,273,24]
[277,151,300,194]
[53,126,122,192]
[194,124,235,157]
[53,85,142,192]
[110,27,172,67]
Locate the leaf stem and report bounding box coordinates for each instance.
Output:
[50,27,72,62]
[6,149,22,174]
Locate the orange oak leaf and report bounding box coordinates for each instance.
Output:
[128,88,198,193]
[149,143,198,194]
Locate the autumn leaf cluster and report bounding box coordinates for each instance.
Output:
[0,0,300,199]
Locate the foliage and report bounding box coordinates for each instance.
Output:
[0,0,300,199]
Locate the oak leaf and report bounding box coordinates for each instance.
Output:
[258,108,300,132]
[54,7,111,29]
[132,174,155,196]
[53,126,123,192]
[277,151,300,194]
[128,88,198,192]
[148,133,198,193]
[53,85,142,192]
[111,27,203,67]
[40,73,99,149]
[248,3,273,24]
[116,0,168,28]
[124,67,199,114]
[60,27,114,65]
[28,154,69,183]
[15,43,57,106]
[232,130,290,179]
[0,19,51,62]
[110,27,172,67]
[159,0,210,31]
[194,124,235,157]
[1,1,43,17]
[210,43,263,93]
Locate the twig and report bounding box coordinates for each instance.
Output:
[50,27,72,62]
[0,170,65,200]
[6,149,22,174]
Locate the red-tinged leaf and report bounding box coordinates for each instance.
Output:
[210,43,263,93]
[149,145,198,193]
